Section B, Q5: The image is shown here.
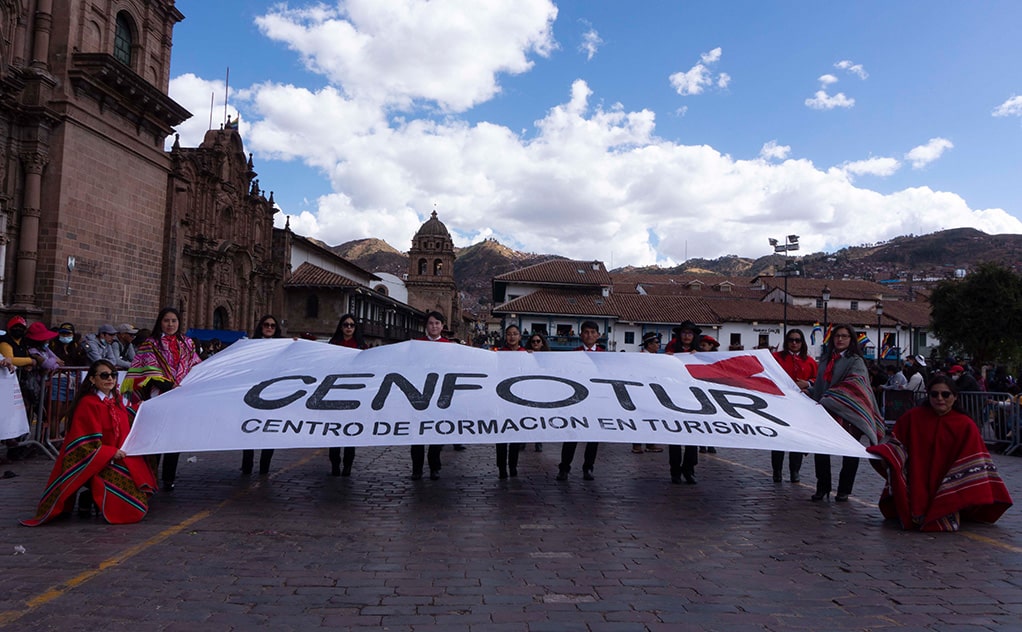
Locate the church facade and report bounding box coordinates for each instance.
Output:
[404,211,462,339]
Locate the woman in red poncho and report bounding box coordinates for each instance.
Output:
[22,360,157,525]
[867,375,1013,532]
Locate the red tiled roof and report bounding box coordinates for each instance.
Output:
[493,289,618,317]
[757,277,889,301]
[612,294,719,325]
[494,259,611,286]
[285,262,360,288]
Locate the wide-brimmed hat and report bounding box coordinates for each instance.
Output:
[913,354,927,367]
[672,320,702,336]
[640,332,662,347]
[698,335,720,350]
[26,322,58,342]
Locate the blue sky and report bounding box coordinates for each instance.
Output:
[167,0,1022,268]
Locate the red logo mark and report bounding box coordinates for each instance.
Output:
[686,355,783,396]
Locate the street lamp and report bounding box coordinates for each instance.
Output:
[769,235,800,337]
[821,285,831,336]
[875,300,883,361]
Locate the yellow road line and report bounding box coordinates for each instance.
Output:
[0,450,320,626]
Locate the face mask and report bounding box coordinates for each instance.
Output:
[58,335,73,344]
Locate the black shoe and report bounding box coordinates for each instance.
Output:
[509,467,517,478]
[331,464,341,477]
[162,481,175,492]
[772,470,782,483]
[810,491,829,502]
[535,444,543,452]
[410,471,423,481]
[790,472,801,483]
[556,470,568,481]
[671,475,682,484]
[453,445,466,451]
[77,490,93,517]
[341,466,351,477]
[835,493,849,502]
[429,469,440,480]
[499,468,508,480]
[582,468,594,481]
[699,447,707,453]
[241,466,253,475]
[707,447,717,454]
[683,472,697,485]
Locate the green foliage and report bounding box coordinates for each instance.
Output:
[930,263,1022,363]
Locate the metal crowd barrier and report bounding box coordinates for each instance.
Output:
[881,389,1018,455]
[19,366,89,460]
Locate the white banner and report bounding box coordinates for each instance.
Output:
[1,371,30,441]
[123,339,874,459]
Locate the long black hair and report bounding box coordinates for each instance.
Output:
[924,374,965,414]
[65,359,120,423]
[328,313,366,348]
[253,314,283,339]
[781,328,809,360]
[822,324,863,359]
[151,307,185,343]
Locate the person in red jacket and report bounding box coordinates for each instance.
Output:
[495,324,527,478]
[771,328,818,482]
[557,320,603,481]
[411,311,450,480]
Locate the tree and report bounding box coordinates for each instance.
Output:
[930,262,1022,364]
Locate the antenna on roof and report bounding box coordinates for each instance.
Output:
[224,67,230,125]
[208,91,214,130]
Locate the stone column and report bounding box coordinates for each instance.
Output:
[12,153,45,309]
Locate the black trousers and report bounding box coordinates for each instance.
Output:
[241,449,275,474]
[771,450,803,475]
[558,442,599,473]
[496,443,523,472]
[814,454,860,495]
[328,447,356,471]
[410,445,443,474]
[668,445,698,476]
[161,452,180,483]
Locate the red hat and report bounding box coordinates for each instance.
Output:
[25,321,58,342]
[948,365,964,375]
[698,335,720,349]
[6,315,26,330]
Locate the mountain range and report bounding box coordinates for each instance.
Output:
[327,227,1020,317]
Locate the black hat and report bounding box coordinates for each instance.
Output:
[640,332,662,347]
[672,320,702,336]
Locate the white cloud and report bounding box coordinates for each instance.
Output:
[759,141,791,161]
[819,74,839,86]
[835,60,868,79]
[669,47,729,96]
[840,157,901,178]
[254,0,558,112]
[578,20,603,61]
[993,95,1022,117]
[905,137,953,169]
[166,73,242,149]
[805,90,855,110]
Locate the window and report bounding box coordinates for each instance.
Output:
[758,334,770,349]
[306,294,319,318]
[624,332,635,344]
[433,259,443,275]
[730,333,741,346]
[418,258,427,275]
[213,307,228,330]
[850,300,859,310]
[530,323,547,334]
[114,13,133,66]
[815,299,823,308]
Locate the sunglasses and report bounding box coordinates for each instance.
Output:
[342,322,356,328]
[929,391,954,399]
[262,322,278,328]
[94,372,117,380]
[786,338,803,343]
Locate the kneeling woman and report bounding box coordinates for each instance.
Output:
[22,360,157,525]
[867,375,1012,532]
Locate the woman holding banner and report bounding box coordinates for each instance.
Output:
[22,360,157,525]
[866,375,1012,531]
[122,307,201,492]
[771,328,817,483]
[495,325,526,479]
[411,311,450,480]
[327,314,367,476]
[809,324,885,503]
[241,315,283,476]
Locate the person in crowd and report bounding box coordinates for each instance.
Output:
[557,320,603,481]
[21,359,158,525]
[904,362,926,395]
[879,364,908,391]
[525,332,550,452]
[327,314,367,477]
[49,322,87,366]
[82,324,120,366]
[113,323,139,369]
[0,316,35,458]
[948,364,982,393]
[122,307,201,492]
[866,375,1012,531]
[241,315,284,476]
[770,328,817,483]
[695,334,720,454]
[410,311,450,480]
[666,320,700,484]
[987,365,1014,393]
[22,322,62,411]
[495,324,527,478]
[632,332,664,454]
[810,324,885,502]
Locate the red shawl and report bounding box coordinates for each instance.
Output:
[21,394,157,526]
[866,405,1012,532]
